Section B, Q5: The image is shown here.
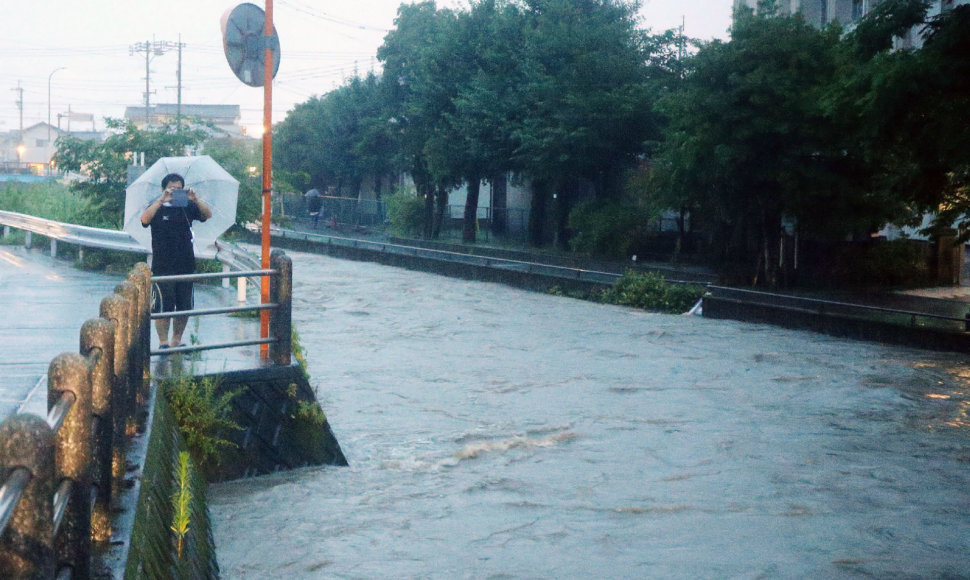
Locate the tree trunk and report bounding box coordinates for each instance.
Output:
[423,188,434,239]
[553,180,577,251]
[462,178,481,243]
[409,156,434,240]
[490,173,507,235]
[528,179,549,247]
[433,187,448,240]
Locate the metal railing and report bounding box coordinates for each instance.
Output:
[148,251,293,363]
[0,251,293,577]
[269,225,715,286]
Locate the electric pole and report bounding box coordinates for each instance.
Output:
[11,82,23,138]
[129,40,180,126]
[163,35,187,129]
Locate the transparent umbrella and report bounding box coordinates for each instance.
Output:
[123,155,239,258]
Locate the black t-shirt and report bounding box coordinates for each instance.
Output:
[144,202,207,275]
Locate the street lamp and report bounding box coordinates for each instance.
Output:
[48,67,67,175]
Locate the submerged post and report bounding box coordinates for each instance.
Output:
[269,250,292,366]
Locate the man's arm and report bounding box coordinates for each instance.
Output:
[188,189,213,221]
[140,191,172,226]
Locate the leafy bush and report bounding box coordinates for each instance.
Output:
[568,200,652,258]
[162,374,242,468]
[385,188,425,237]
[822,239,930,288]
[0,181,112,227]
[599,270,706,313]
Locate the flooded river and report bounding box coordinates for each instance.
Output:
[209,249,970,579]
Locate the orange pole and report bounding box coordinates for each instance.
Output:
[259,0,274,358]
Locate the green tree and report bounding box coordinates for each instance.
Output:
[423,0,528,242]
[837,2,970,237]
[378,2,462,239]
[514,0,663,248]
[652,3,854,286]
[200,138,262,228]
[53,119,208,225]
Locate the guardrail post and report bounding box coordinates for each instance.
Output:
[80,318,116,544]
[24,231,31,249]
[237,275,248,303]
[128,263,153,391]
[269,250,292,366]
[114,281,146,413]
[0,415,57,578]
[100,293,133,439]
[48,353,93,580]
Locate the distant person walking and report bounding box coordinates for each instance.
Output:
[140,172,212,348]
[305,188,323,228]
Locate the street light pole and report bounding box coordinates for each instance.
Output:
[48,67,67,176]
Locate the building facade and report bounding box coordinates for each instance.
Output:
[733,0,967,39]
[0,123,102,176]
[123,104,246,138]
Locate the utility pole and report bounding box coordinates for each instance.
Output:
[177,35,183,125]
[129,40,179,126]
[163,35,187,130]
[11,82,23,138]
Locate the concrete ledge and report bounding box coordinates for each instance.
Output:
[197,364,347,482]
[703,295,970,353]
[257,231,611,296]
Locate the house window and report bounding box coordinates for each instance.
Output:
[852,0,864,20]
[820,0,827,23]
[36,139,48,147]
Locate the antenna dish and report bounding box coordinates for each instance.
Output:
[221,3,281,87]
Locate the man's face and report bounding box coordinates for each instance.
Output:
[165,180,184,193]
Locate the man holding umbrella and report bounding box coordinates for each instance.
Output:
[140,172,213,348]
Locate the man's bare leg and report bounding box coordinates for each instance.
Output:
[155,317,171,347]
[170,316,189,347]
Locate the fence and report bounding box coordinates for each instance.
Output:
[277,194,531,242]
[0,252,293,578]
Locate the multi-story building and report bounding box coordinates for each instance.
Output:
[733,0,967,45]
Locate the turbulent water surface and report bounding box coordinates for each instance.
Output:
[209,249,970,579]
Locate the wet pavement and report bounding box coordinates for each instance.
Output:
[0,245,262,421]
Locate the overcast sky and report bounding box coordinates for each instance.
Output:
[2,0,732,136]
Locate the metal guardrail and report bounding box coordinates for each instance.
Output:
[269,226,640,286]
[0,209,148,255]
[0,209,241,262]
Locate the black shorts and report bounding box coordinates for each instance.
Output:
[152,280,194,313]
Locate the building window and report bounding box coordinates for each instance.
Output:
[36,139,49,147]
[852,0,864,19]
[820,0,827,23]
